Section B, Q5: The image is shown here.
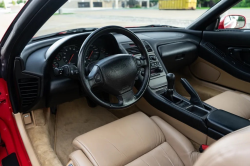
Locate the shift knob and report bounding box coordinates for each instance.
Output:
[167,73,175,90]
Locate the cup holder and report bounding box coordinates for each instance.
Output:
[186,105,209,117]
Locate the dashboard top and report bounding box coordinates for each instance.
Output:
[21,31,200,74]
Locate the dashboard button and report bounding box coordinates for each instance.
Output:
[54,68,63,76]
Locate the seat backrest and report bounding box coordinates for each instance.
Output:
[72,112,165,166]
[194,126,250,166]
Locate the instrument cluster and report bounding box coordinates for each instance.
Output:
[52,43,112,70]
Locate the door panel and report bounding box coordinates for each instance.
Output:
[0,79,31,166]
[199,31,250,83]
[193,31,250,93]
[190,57,250,94]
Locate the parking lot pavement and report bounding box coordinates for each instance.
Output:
[0,12,17,40]
[1,8,250,39]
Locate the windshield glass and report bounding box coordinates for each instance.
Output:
[35,1,210,37]
[1,0,238,39]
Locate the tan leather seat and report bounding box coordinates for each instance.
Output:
[68,112,200,166]
[205,91,250,120]
[194,126,250,166]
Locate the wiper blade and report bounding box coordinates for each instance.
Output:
[135,24,177,28]
[31,27,98,41]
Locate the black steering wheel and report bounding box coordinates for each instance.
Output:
[78,26,150,109]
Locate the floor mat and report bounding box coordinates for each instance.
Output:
[27,126,62,166]
[55,98,118,165]
[27,108,62,166]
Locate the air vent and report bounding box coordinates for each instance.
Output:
[124,42,153,55]
[18,78,39,108]
[126,47,141,55]
[204,42,226,57]
[143,42,153,52]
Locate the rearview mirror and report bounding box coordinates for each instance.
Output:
[218,15,246,29]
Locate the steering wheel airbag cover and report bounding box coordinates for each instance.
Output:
[96,54,137,95]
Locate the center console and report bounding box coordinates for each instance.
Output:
[122,41,250,141]
[149,70,250,140]
[207,109,250,139]
[147,53,168,91]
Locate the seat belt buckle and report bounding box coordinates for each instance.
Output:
[199,144,209,153]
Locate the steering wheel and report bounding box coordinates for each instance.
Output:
[78,26,150,109]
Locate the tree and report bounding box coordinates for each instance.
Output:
[235,0,250,7]
[0,1,5,8]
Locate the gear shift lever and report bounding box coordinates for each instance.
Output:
[166,73,175,101]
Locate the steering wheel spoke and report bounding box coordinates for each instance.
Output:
[116,90,136,106]
[88,66,103,88]
[134,57,147,69]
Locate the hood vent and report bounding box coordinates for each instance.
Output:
[18,78,39,108]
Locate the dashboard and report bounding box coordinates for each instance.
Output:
[17,30,200,112]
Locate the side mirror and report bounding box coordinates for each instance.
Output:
[218,15,246,29]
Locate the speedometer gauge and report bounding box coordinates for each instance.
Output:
[61,45,79,64]
[85,45,100,65]
[52,45,79,69]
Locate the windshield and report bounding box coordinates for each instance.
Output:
[0,0,228,39]
[37,0,224,37]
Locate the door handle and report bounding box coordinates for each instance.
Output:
[228,47,250,66]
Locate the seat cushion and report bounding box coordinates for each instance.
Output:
[126,142,183,166]
[71,112,199,166]
[205,91,250,120]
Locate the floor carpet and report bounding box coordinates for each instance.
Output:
[55,98,118,165]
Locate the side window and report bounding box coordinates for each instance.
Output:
[218,1,248,29]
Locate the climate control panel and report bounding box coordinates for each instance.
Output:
[141,54,164,78]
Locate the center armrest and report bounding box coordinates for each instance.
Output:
[207,109,250,135]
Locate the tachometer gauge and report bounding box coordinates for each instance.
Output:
[100,48,110,57]
[54,53,62,61]
[85,45,100,64]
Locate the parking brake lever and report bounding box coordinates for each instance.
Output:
[180,78,204,108]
